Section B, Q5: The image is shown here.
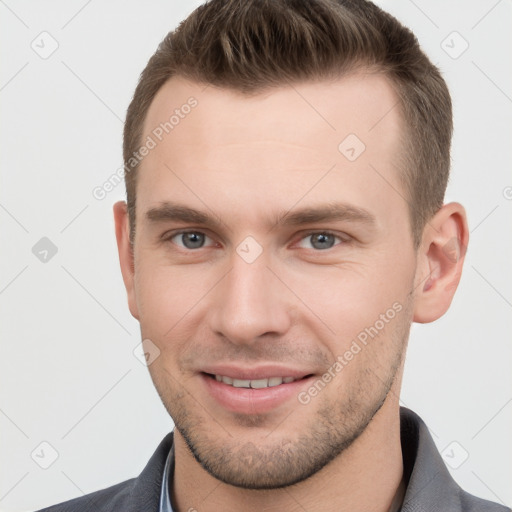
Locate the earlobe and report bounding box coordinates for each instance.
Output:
[113,201,140,320]
[413,202,469,324]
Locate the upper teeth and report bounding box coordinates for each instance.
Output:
[214,375,297,388]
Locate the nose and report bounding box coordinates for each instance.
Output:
[208,252,292,345]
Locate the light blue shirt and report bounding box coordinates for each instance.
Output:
[159,441,175,512]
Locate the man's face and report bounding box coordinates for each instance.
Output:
[128,73,418,488]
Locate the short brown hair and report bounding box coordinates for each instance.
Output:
[123,0,452,248]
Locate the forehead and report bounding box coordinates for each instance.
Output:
[137,72,406,233]
[143,71,402,153]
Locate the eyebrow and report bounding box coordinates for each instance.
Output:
[144,201,376,232]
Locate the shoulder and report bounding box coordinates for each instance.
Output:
[457,491,511,512]
[34,478,136,512]
[33,432,174,512]
[400,408,510,512]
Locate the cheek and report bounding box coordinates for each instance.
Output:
[287,253,414,351]
[134,262,211,340]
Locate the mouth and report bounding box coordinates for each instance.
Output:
[205,373,310,388]
[200,371,316,414]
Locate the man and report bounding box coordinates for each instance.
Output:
[37,0,509,511]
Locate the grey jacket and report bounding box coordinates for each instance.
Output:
[35,407,510,511]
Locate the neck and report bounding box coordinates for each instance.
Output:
[172,395,404,512]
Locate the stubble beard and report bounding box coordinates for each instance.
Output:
[150,301,412,490]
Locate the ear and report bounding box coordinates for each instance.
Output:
[113,201,139,320]
[413,202,469,323]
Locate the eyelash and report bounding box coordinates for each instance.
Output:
[162,229,349,251]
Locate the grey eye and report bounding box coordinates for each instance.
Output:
[307,233,337,250]
[174,232,207,249]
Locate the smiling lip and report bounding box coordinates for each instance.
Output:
[199,365,315,414]
[200,364,311,381]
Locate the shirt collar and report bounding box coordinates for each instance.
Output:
[159,407,461,512]
[159,438,175,512]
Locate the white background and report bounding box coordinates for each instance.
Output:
[1,1,511,511]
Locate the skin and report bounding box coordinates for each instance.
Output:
[114,72,469,512]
